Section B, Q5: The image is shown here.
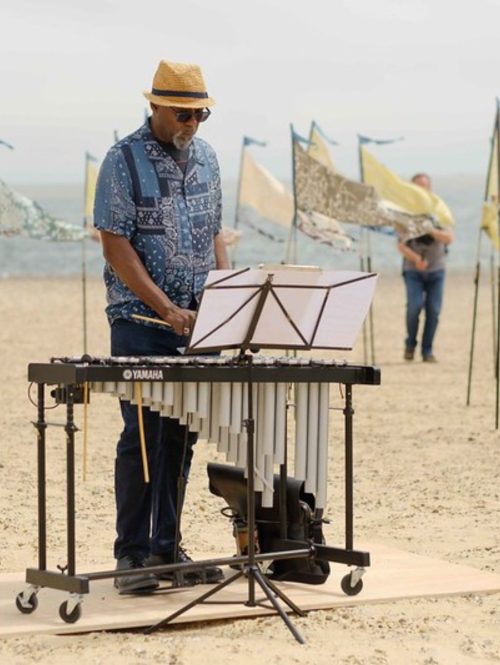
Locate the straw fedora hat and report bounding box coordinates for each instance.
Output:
[143,60,215,108]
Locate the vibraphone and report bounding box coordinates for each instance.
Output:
[16,354,380,626]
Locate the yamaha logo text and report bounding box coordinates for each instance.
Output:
[122,368,164,381]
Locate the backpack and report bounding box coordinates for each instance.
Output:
[207,462,330,585]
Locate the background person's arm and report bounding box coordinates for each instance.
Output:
[214,231,230,269]
[429,227,453,245]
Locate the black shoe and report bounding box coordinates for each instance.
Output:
[114,555,160,595]
[146,547,224,586]
[404,348,414,361]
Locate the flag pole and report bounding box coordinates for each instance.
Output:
[285,124,298,264]
[466,226,483,405]
[358,141,374,364]
[81,152,90,354]
[231,137,246,268]
[495,98,500,428]
[466,107,498,405]
[491,249,497,370]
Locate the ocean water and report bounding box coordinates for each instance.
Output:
[0,175,490,278]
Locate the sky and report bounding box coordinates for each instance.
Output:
[2,0,500,185]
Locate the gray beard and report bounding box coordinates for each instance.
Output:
[172,132,193,150]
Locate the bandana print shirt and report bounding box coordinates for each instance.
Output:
[94,122,222,325]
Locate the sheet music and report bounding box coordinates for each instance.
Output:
[188,267,377,352]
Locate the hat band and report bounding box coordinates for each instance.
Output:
[151,88,208,99]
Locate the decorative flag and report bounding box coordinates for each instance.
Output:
[239,145,353,249]
[84,152,99,222]
[244,136,267,147]
[486,132,498,202]
[311,122,339,146]
[293,140,434,241]
[239,149,294,229]
[480,201,499,250]
[358,134,404,146]
[239,217,284,243]
[480,126,499,249]
[296,210,354,250]
[360,147,455,228]
[292,129,314,146]
[308,122,336,172]
[0,179,85,241]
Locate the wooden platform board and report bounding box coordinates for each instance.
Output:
[1,542,500,638]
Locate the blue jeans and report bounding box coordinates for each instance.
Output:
[403,269,445,358]
[111,319,197,560]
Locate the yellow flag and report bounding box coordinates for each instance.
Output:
[308,126,335,172]
[480,127,500,249]
[485,131,498,203]
[84,155,99,221]
[480,201,500,250]
[239,150,294,228]
[361,147,455,227]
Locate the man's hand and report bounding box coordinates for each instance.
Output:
[161,304,196,336]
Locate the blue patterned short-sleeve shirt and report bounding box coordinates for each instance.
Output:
[94,122,222,325]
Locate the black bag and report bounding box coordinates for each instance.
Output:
[207,462,330,585]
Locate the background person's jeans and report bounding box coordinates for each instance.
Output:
[403,269,445,358]
[111,319,197,560]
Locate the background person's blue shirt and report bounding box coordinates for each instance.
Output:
[94,122,222,325]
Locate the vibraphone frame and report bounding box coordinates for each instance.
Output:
[18,357,380,640]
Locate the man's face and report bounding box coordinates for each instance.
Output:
[151,104,202,149]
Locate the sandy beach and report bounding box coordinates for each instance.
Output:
[0,270,499,664]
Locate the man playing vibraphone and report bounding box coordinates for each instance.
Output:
[94,59,229,593]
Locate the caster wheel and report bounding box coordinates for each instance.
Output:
[59,600,82,623]
[16,592,38,614]
[341,573,363,596]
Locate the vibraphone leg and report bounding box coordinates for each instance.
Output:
[344,384,354,551]
[37,382,47,572]
[65,386,77,577]
[172,424,190,587]
[16,383,47,614]
[341,383,366,595]
[245,405,256,606]
[17,384,48,611]
[57,386,85,622]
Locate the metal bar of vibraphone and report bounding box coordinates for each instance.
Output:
[279,461,288,540]
[344,383,354,551]
[36,383,47,571]
[278,384,289,541]
[65,386,76,577]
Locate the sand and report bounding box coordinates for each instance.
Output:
[0,270,499,664]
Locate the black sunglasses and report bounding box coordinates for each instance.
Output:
[172,108,211,123]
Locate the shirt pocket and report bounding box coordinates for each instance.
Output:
[135,196,168,235]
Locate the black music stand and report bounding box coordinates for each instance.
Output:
[145,267,377,643]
